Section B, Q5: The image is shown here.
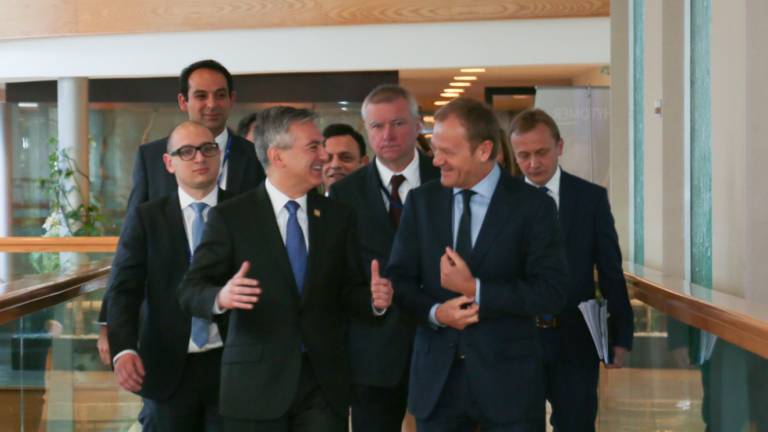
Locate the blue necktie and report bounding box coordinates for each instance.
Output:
[456,189,476,261]
[285,201,307,295]
[189,202,211,349]
[537,187,556,322]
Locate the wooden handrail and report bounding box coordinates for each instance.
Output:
[0,257,111,325]
[624,262,768,359]
[0,237,118,252]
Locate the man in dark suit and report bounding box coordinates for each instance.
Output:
[509,108,634,432]
[328,84,439,432]
[177,106,393,432]
[97,59,266,429]
[107,121,231,431]
[98,59,266,356]
[387,97,568,431]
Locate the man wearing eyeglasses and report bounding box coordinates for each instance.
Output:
[97,59,265,430]
[107,121,231,431]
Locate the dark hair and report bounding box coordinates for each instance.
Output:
[434,97,499,159]
[179,59,234,100]
[322,123,367,158]
[509,108,562,143]
[236,112,260,138]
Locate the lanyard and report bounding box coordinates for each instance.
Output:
[217,133,233,188]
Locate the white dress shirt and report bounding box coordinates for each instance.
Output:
[179,186,224,353]
[265,178,309,249]
[375,149,421,210]
[113,186,223,365]
[216,128,229,190]
[525,166,561,210]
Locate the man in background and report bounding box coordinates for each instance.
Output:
[321,123,368,192]
[509,108,634,432]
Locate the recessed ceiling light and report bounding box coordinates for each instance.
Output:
[18,102,39,108]
[434,101,450,106]
[453,76,477,81]
[512,95,531,99]
[449,82,471,87]
[423,116,435,123]
[443,88,464,93]
[460,68,486,73]
[440,93,460,98]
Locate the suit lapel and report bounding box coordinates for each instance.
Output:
[469,173,512,267]
[557,171,575,243]
[164,193,191,270]
[224,131,243,192]
[253,185,301,307]
[304,191,325,306]
[433,186,454,251]
[365,161,396,238]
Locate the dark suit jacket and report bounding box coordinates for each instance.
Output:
[387,170,569,423]
[106,189,231,401]
[329,152,439,387]
[551,170,634,355]
[177,184,379,420]
[99,131,265,322]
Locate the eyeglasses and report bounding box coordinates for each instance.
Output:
[168,142,220,161]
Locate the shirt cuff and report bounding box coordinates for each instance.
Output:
[429,303,446,328]
[113,349,138,367]
[212,297,227,315]
[372,304,388,316]
[474,278,481,304]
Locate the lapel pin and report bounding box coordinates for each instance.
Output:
[313,209,321,217]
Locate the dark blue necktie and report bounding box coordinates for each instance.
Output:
[456,189,476,261]
[285,201,307,295]
[189,202,211,349]
[537,187,556,322]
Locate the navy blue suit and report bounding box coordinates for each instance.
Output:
[388,170,569,429]
[539,170,634,432]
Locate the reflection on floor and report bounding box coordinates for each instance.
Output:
[1,367,707,431]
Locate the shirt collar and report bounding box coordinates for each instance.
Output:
[178,186,218,210]
[375,148,420,187]
[525,166,561,195]
[215,128,229,149]
[265,177,308,215]
[453,163,501,199]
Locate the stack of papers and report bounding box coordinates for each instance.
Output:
[578,299,610,364]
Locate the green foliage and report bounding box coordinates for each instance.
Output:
[30,137,108,273]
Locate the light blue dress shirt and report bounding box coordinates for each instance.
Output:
[430,164,501,326]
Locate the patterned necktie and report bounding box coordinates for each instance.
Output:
[189,202,211,349]
[388,174,406,227]
[455,189,476,261]
[285,201,308,295]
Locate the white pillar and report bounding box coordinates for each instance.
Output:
[0,102,11,283]
[56,78,89,238]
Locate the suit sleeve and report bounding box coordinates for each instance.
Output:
[106,205,148,359]
[177,207,235,321]
[388,193,440,326]
[98,147,150,323]
[595,188,634,349]
[478,196,569,319]
[340,209,379,322]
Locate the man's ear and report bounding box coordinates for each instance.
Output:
[475,140,494,162]
[177,93,188,112]
[162,153,175,174]
[267,146,281,168]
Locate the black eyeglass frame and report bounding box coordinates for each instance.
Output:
[168,142,220,161]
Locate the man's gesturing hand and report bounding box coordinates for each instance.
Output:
[114,352,145,393]
[370,259,393,310]
[440,247,476,297]
[435,295,479,330]
[217,261,261,310]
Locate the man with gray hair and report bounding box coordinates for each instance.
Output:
[329,84,439,431]
[178,106,393,431]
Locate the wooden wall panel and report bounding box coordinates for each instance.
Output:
[1,0,609,40]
